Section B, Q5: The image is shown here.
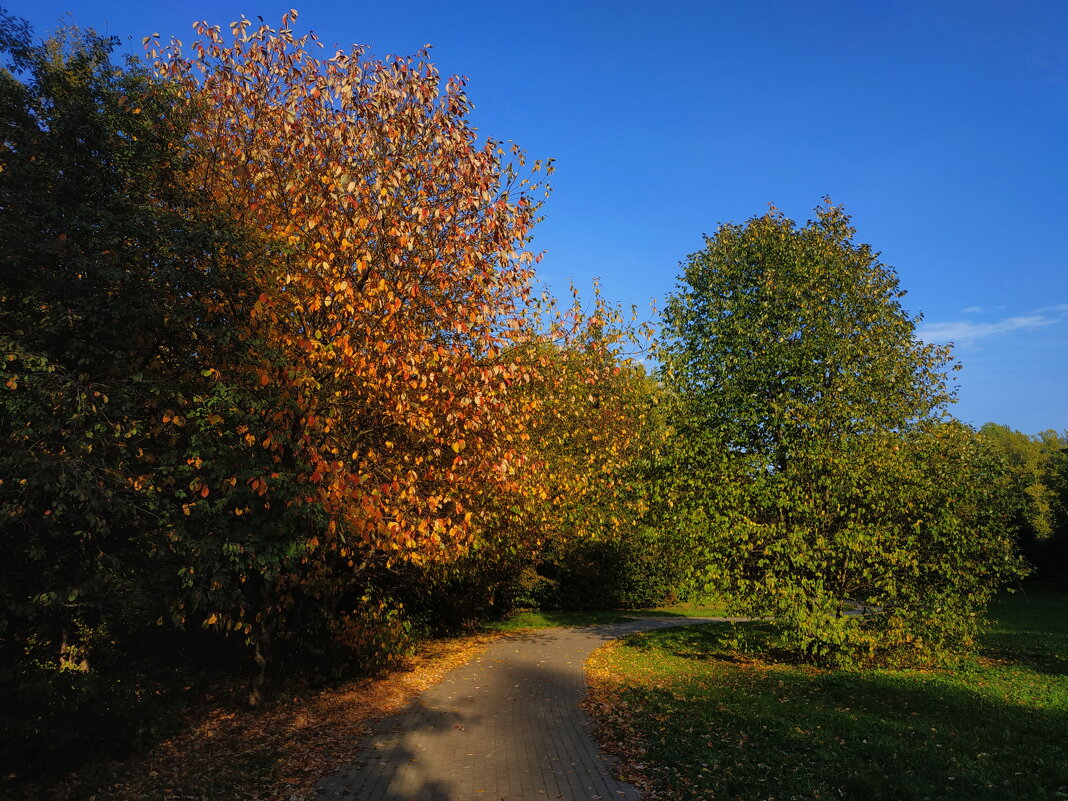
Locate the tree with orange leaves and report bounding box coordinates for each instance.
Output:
[151,11,552,698]
[389,284,670,622]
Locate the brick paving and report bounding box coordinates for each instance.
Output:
[314,617,723,801]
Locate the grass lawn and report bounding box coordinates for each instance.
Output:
[585,587,1068,801]
[484,601,729,632]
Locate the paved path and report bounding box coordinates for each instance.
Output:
[314,617,727,801]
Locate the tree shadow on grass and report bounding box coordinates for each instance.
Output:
[607,623,1068,801]
[981,642,1068,678]
[981,621,1068,679]
[981,589,1068,678]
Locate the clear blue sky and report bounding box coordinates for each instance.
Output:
[6,0,1066,435]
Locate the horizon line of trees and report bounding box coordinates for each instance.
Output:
[1,11,1064,783]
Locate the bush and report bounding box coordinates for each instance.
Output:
[1,670,150,774]
[533,527,686,610]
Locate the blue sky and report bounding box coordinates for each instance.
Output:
[6,0,1065,435]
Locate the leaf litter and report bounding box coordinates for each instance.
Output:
[27,632,501,801]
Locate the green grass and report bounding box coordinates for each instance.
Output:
[484,601,729,632]
[587,588,1068,801]
[646,601,731,618]
[486,609,637,631]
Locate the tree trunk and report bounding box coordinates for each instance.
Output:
[248,629,268,707]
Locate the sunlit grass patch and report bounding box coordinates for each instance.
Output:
[485,610,637,631]
[586,589,1068,801]
[485,601,729,632]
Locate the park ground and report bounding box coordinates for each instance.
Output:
[9,590,1066,801]
[587,586,1068,801]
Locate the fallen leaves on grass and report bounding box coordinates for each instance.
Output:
[583,640,659,798]
[34,632,500,801]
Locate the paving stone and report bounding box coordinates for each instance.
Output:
[314,617,725,801]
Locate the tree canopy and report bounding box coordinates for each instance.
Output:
[660,202,956,459]
[659,202,1026,666]
[980,423,1068,577]
[1,14,661,773]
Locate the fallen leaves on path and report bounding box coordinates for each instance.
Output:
[33,632,501,801]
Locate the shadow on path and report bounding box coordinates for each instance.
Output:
[314,617,730,800]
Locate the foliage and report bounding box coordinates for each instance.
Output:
[534,526,689,609]
[979,423,1059,539]
[0,14,244,673]
[741,420,1029,665]
[658,202,1026,665]
[153,6,548,558]
[0,11,297,773]
[980,423,1068,577]
[660,201,955,459]
[516,287,660,537]
[2,7,560,777]
[385,281,671,621]
[586,587,1068,801]
[147,11,559,698]
[500,285,676,610]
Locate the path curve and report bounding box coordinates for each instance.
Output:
[314,616,728,801]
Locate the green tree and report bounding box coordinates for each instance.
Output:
[659,201,1025,665]
[980,423,1068,578]
[0,14,300,769]
[979,423,1057,538]
[1038,429,1068,579]
[2,17,199,670]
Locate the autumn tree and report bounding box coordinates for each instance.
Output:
[659,201,1025,665]
[151,12,552,692]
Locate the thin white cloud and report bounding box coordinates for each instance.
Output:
[918,306,1068,344]
[1038,303,1068,314]
[962,306,984,314]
